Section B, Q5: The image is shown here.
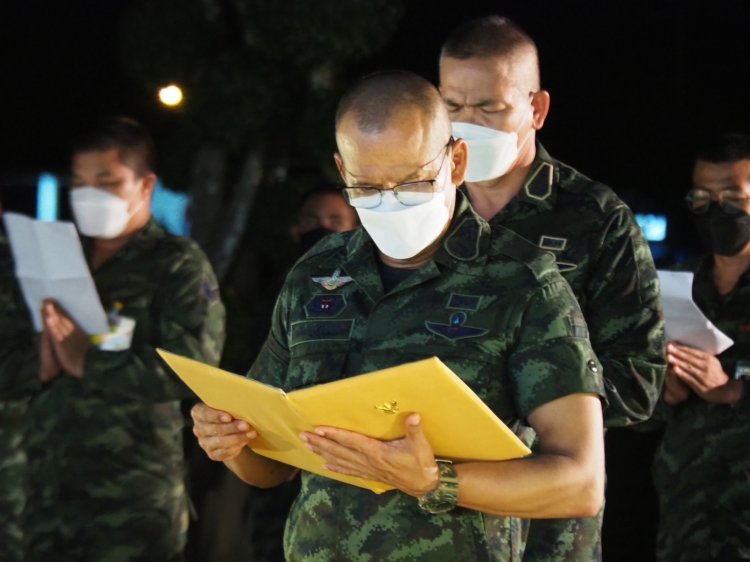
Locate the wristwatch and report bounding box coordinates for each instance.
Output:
[417,459,459,514]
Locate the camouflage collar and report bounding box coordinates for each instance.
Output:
[514,142,559,212]
[82,217,167,263]
[435,191,490,266]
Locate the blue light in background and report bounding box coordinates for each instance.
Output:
[36,173,59,221]
[635,213,667,242]
[151,180,191,236]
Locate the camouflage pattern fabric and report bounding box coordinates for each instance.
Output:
[477,144,666,562]
[16,220,225,562]
[0,229,34,562]
[248,192,605,562]
[652,256,750,561]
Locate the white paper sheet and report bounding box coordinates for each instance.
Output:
[3,212,109,335]
[657,270,734,355]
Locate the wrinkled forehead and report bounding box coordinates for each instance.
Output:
[440,52,538,97]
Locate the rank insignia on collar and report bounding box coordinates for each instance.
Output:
[311,268,353,291]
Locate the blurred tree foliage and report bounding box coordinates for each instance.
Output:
[118,0,403,278]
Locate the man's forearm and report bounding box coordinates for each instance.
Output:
[456,394,605,518]
[224,446,297,488]
[455,450,604,519]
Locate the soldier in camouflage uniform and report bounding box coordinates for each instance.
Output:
[0,214,34,562]
[439,16,666,561]
[192,71,606,562]
[15,117,225,562]
[650,133,750,561]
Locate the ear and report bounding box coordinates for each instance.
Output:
[333,153,347,184]
[531,90,551,130]
[449,138,469,186]
[140,172,158,201]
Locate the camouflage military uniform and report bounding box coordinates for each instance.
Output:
[18,219,225,562]
[472,144,665,562]
[0,229,36,562]
[652,256,750,561]
[248,193,604,562]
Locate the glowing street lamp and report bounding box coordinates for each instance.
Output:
[158,84,183,107]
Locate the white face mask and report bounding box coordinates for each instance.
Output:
[356,178,456,260]
[452,110,532,182]
[70,186,142,239]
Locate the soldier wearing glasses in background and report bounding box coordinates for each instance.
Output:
[650,132,750,562]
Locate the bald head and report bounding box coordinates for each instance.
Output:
[441,16,540,92]
[335,70,452,148]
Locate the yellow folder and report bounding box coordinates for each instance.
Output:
[158,349,531,493]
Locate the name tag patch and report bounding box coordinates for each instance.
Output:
[447,293,482,311]
[539,235,567,252]
[290,319,353,347]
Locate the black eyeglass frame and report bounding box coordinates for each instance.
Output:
[339,138,455,209]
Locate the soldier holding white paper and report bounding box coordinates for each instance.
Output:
[651,132,750,561]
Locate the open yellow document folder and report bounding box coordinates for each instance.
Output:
[158,349,531,493]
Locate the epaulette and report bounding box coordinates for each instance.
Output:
[490,224,560,283]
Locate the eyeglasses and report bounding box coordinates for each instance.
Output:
[340,139,454,209]
[685,188,749,215]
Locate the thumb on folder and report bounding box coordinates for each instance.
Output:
[302,412,441,497]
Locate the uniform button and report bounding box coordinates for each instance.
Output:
[587,359,599,373]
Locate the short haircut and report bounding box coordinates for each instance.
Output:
[72,116,157,177]
[335,70,449,136]
[441,16,537,61]
[696,132,750,163]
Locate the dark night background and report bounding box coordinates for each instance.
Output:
[1,1,749,560]
[2,0,749,255]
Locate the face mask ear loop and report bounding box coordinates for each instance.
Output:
[515,106,535,155]
[128,198,145,220]
[127,179,149,219]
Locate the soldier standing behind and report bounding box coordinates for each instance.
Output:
[652,132,750,561]
[439,16,666,561]
[15,117,225,562]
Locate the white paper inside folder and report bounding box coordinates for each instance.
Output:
[657,269,734,355]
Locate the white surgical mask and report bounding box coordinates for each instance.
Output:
[70,186,142,239]
[356,183,456,260]
[452,110,532,182]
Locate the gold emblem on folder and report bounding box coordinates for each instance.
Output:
[374,401,399,414]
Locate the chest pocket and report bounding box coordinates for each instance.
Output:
[286,319,354,390]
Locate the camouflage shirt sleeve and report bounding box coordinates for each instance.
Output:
[582,206,666,427]
[0,238,41,400]
[246,277,292,387]
[510,277,605,417]
[81,246,225,402]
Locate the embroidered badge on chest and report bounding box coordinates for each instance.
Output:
[311,268,353,291]
[425,311,489,341]
[306,294,347,318]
